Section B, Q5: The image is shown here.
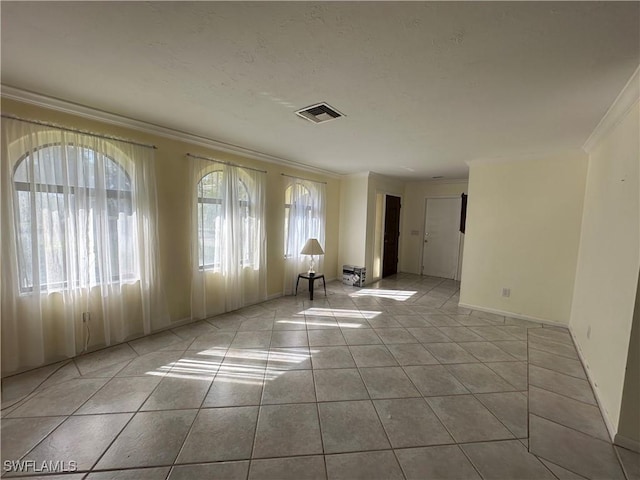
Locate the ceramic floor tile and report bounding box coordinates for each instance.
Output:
[529,365,597,405]
[203,374,264,407]
[169,353,220,380]
[87,467,171,479]
[238,318,275,331]
[373,398,453,448]
[341,328,382,346]
[325,451,404,480]
[187,331,236,351]
[436,327,485,342]
[39,362,82,390]
[394,315,432,328]
[445,363,517,393]
[395,445,481,480]
[311,346,356,369]
[468,326,517,341]
[230,331,272,349]
[529,349,586,379]
[141,376,212,411]
[129,331,184,356]
[461,439,556,479]
[373,328,418,344]
[529,385,610,441]
[422,343,478,364]
[170,462,249,480]
[313,369,369,402]
[386,344,439,366]
[308,329,346,347]
[529,414,625,479]
[8,378,108,417]
[498,325,529,340]
[74,344,138,376]
[486,361,528,390]
[266,347,312,371]
[422,314,462,327]
[24,413,131,471]
[616,446,640,480]
[403,365,468,396]
[273,316,307,331]
[1,416,66,462]
[249,456,326,480]
[96,409,196,469]
[79,359,133,379]
[451,315,496,327]
[529,327,574,345]
[426,395,514,443]
[176,407,258,463]
[406,327,452,343]
[318,400,390,454]
[492,340,528,361]
[261,369,315,404]
[359,367,420,399]
[269,330,308,348]
[366,316,402,329]
[115,351,182,377]
[76,376,161,414]
[476,392,528,438]
[171,320,217,340]
[349,345,398,367]
[459,342,517,362]
[529,336,579,359]
[253,403,323,458]
[539,459,588,479]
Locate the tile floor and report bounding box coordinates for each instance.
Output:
[2,274,638,479]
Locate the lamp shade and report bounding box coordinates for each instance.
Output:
[300,238,324,256]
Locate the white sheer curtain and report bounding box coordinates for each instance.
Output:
[284,178,326,294]
[1,117,168,375]
[189,156,267,319]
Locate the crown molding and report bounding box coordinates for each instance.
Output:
[583,65,640,153]
[1,85,342,179]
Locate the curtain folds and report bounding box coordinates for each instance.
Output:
[189,156,267,320]
[283,179,326,295]
[1,118,168,375]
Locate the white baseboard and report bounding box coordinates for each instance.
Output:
[267,292,284,301]
[457,302,568,328]
[569,329,618,443]
[614,433,640,453]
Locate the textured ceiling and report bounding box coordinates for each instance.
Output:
[2,2,639,179]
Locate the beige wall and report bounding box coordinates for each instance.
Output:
[570,101,640,435]
[400,180,468,274]
[617,270,640,447]
[338,173,368,273]
[1,98,342,325]
[460,152,587,323]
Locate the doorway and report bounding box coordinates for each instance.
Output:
[382,195,401,278]
[422,197,462,279]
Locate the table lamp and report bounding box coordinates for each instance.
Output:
[300,238,324,274]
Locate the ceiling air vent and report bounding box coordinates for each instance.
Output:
[295,102,344,124]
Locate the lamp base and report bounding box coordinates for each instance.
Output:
[308,256,316,274]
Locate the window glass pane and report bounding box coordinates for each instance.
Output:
[13,143,135,291]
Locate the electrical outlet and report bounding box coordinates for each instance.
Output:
[82,312,91,323]
[501,288,510,298]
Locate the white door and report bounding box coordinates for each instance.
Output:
[422,197,462,279]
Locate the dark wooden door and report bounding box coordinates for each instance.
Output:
[382,195,401,278]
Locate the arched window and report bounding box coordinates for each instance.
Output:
[13,143,135,291]
[197,169,254,270]
[284,183,312,257]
